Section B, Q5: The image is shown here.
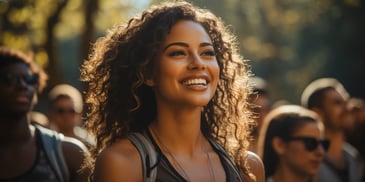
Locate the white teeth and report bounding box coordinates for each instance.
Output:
[183,78,207,86]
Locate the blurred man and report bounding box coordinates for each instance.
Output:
[301,77,364,182]
[0,46,89,181]
[346,97,365,157]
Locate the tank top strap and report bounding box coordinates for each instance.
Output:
[207,138,244,182]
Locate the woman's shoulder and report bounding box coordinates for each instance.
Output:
[93,138,143,182]
[246,151,265,182]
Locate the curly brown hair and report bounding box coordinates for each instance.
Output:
[81,1,254,180]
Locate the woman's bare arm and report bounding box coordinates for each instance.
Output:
[246,151,265,182]
[93,139,143,182]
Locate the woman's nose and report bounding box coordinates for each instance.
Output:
[315,144,327,156]
[188,53,206,70]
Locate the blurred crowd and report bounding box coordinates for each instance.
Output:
[248,76,364,182]
[1,32,364,182]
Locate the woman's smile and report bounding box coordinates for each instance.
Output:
[149,20,219,107]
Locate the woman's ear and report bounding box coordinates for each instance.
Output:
[272,137,286,155]
[142,67,155,87]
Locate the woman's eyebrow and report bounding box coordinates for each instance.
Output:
[163,42,188,51]
[200,42,213,47]
[163,42,213,51]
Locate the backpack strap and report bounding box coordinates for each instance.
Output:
[128,132,158,182]
[34,125,70,182]
[208,138,244,182]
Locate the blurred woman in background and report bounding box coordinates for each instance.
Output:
[258,105,329,182]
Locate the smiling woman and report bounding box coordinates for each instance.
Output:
[144,20,220,107]
[81,1,264,182]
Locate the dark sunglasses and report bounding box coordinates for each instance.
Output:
[0,73,39,87]
[53,108,77,115]
[287,136,330,152]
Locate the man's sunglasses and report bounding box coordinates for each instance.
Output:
[0,73,39,87]
[286,136,330,152]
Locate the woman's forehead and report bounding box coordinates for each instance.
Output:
[161,20,211,46]
[293,122,321,136]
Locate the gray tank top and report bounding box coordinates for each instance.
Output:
[143,130,243,182]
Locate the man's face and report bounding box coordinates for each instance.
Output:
[0,63,37,116]
[320,89,352,131]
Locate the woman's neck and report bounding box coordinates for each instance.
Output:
[271,166,311,182]
[151,107,204,156]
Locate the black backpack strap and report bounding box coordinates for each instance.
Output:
[208,138,244,182]
[128,132,158,182]
[34,125,70,182]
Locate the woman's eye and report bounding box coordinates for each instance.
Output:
[168,50,185,57]
[201,50,216,56]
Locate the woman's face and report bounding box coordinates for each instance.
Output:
[279,122,326,177]
[147,20,219,108]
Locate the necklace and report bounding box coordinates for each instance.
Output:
[203,138,216,182]
[151,127,216,182]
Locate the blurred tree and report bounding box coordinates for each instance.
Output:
[179,0,365,103]
[1,0,364,109]
[0,0,146,111]
[1,0,68,86]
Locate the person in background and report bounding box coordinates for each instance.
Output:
[301,77,364,182]
[47,83,95,148]
[0,46,90,182]
[81,1,264,181]
[248,76,271,153]
[257,104,329,182]
[346,97,365,182]
[346,97,365,157]
[29,111,50,128]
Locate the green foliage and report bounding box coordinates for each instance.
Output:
[174,0,365,103]
[1,0,364,107]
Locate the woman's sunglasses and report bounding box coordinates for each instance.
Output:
[53,107,77,115]
[287,136,330,151]
[0,73,39,87]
